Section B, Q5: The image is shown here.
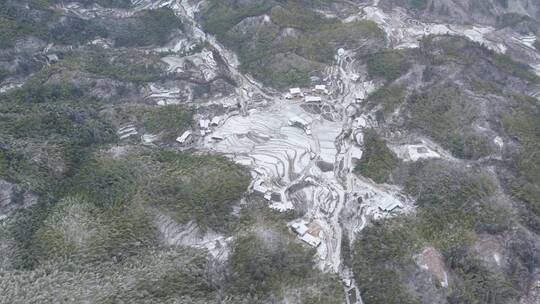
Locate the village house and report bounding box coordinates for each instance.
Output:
[314,84,329,95]
[252,179,272,201]
[289,87,303,98]
[199,119,210,135]
[291,221,309,236]
[304,95,322,103]
[210,116,221,126]
[291,220,322,248]
[176,130,192,144]
[378,200,403,212]
[301,233,322,247]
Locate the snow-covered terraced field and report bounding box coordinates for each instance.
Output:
[204,95,411,273]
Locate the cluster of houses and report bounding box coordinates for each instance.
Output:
[176,116,223,145]
[285,81,376,105]
[252,179,282,202]
[198,116,222,136]
[290,219,322,247]
[285,85,329,103]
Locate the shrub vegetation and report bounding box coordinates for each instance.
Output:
[352,160,516,303]
[367,51,410,81]
[140,105,193,142]
[354,129,401,184]
[367,84,404,115]
[501,94,540,224]
[202,0,384,88]
[407,84,492,159]
[113,8,183,47]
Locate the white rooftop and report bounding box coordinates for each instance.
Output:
[199,119,210,129]
[253,179,269,194]
[211,116,221,126]
[290,88,302,95]
[305,96,322,103]
[300,233,321,247]
[291,221,309,236]
[378,200,403,212]
[351,146,363,160]
[176,130,192,143]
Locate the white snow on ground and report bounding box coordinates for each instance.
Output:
[358,6,507,52]
[353,4,540,78]
[205,90,411,273]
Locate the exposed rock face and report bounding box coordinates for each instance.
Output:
[0,180,37,220]
[415,247,449,288]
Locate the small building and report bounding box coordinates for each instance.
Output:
[350,146,363,161]
[378,200,403,212]
[176,130,192,144]
[289,88,302,97]
[199,119,210,129]
[304,96,322,103]
[291,221,309,236]
[271,192,281,202]
[314,85,326,93]
[46,54,59,64]
[252,179,269,195]
[210,116,221,126]
[300,233,322,247]
[284,93,293,99]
